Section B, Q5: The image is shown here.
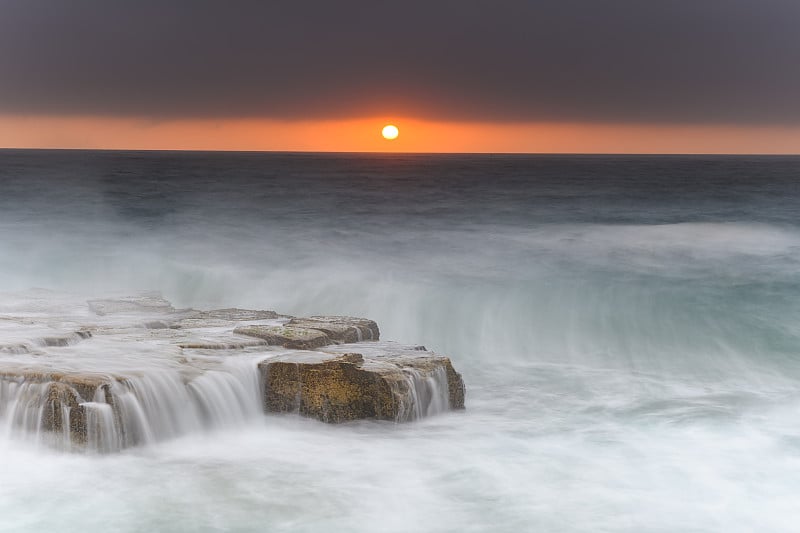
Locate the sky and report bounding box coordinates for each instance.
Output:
[1,0,799,153]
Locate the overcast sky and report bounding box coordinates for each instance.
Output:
[1,0,799,125]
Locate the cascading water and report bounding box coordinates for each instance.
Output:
[0,322,457,453]
[84,402,119,453]
[1,380,48,443]
[398,366,450,420]
[0,357,266,453]
[107,364,264,449]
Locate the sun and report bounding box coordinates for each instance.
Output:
[381,124,399,140]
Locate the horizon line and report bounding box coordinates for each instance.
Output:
[2,147,799,157]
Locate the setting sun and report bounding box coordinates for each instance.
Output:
[381,124,399,140]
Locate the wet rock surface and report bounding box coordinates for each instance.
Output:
[234,325,331,350]
[261,348,464,423]
[0,292,465,451]
[234,315,380,349]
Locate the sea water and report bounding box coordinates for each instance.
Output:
[0,150,799,532]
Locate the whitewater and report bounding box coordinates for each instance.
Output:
[1,150,799,532]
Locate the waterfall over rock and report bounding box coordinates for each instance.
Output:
[0,292,465,452]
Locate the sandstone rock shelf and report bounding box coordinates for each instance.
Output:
[0,292,466,452]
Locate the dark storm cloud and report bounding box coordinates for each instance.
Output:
[1,0,799,124]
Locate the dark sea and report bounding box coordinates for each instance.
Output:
[1,149,800,532]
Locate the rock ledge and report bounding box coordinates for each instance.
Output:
[0,293,465,451]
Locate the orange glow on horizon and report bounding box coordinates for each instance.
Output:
[0,114,799,154]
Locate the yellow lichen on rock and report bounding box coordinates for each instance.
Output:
[259,348,465,423]
[261,354,398,422]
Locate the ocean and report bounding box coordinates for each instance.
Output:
[1,149,799,531]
